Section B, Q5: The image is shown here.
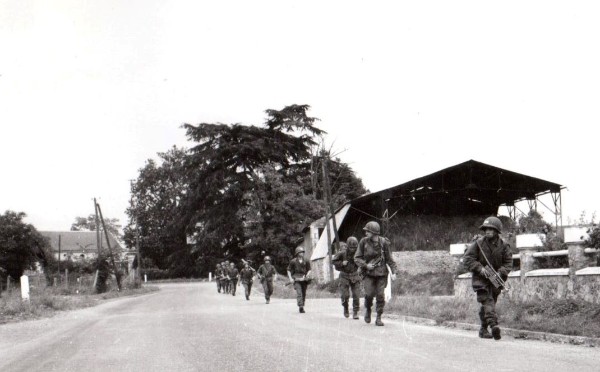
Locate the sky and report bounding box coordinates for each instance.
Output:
[1,0,599,231]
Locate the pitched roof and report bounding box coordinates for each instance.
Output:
[39,231,123,253]
[348,159,563,216]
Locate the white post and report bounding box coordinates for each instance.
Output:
[209,272,212,282]
[20,275,30,301]
[144,274,147,283]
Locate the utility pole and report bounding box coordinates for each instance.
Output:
[96,201,123,291]
[322,155,340,282]
[57,234,61,283]
[94,198,101,257]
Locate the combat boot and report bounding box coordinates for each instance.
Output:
[266,298,270,304]
[343,306,349,318]
[299,307,305,313]
[375,314,384,326]
[479,327,492,339]
[491,326,501,340]
[352,310,359,320]
[364,308,372,323]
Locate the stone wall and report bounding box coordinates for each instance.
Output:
[453,227,600,304]
[392,251,456,275]
[312,250,454,283]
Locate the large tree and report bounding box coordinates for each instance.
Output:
[0,211,51,280]
[180,105,324,266]
[124,147,189,271]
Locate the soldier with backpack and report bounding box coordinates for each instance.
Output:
[287,247,312,313]
[463,216,512,340]
[257,256,277,304]
[332,236,361,319]
[354,221,398,326]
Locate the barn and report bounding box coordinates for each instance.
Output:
[309,160,564,282]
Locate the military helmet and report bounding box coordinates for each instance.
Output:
[346,236,359,247]
[363,221,381,235]
[295,246,305,255]
[264,256,271,262]
[480,216,503,233]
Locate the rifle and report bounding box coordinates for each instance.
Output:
[476,240,510,291]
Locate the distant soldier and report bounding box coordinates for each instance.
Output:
[287,247,312,313]
[332,237,361,319]
[215,263,223,293]
[222,261,230,294]
[257,256,277,304]
[354,221,398,326]
[239,261,256,300]
[463,216,512,340]
[228,262,239,296]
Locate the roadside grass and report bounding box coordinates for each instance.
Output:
[386,295,600,338]
[0,280,158,324]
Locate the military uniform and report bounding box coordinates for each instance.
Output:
[354,236,398,322]
[222,262,231,294]
[332,242,361,318]
[257,262,277,303]
[239,267,255,300]
[463,236,512,332]
[215,265,223,293]
[228,265,239,296]
[287,258,311,309]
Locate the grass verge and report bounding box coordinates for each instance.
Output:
[386,295,600,339]
[0,284,159,325]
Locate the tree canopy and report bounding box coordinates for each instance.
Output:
[0,210,51,279]
[126,105,367,275]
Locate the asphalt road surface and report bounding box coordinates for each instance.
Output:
[1,282,598,372]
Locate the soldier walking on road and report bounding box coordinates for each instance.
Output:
[223,261,231,294]
[332,237,361,319]
[355,221,398,326]
[463,216,512,340]
[228,262,239,296]
[215,264,223,293]
[239,261,256,300]
[257,256,277,304]
[287,247,312,313]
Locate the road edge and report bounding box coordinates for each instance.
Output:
[385,313,600,347]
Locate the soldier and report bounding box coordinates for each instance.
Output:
[239,261,256,300]
[228,262,239,296]
[287,247,312,313]
[215,263,223,293]
[332,237,361,319]
[257,256,277,304]
[222,261,230,294]
[463,216,512,340]
[354,221,398,326]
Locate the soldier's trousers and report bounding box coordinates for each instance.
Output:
[262,279,274,300]
[225,280,231,293]
[294,281,308,307]
[363,275,387,314]
[242,281,253,298]
[340,276,360,312]
[476,285,501,327]
[216,279,222,293]
[230,279,238,295]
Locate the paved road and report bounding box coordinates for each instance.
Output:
[0,283,598,372]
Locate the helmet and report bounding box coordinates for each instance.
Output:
[264,256,271,262]
[480,216,502,233]
[363,221,381,235]
[295,247,305,255]
[346,236,359,248]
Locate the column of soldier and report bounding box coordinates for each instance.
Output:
[212,217,511,340]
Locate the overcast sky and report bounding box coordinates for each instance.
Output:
[1,1,599,231]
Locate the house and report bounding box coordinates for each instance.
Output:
[39,231,125,262]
